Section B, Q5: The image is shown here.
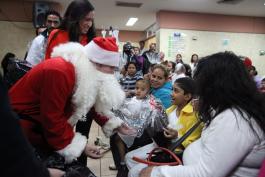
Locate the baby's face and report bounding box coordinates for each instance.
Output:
[135,82,149,99]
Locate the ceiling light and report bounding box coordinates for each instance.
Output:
[126,17,138,26]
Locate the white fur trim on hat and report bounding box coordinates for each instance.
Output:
[102,117,123,137]
[56,133,87,163]
[84,40,120,67]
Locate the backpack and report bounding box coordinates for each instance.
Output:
[4,58,32,89]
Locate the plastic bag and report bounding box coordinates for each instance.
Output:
[4,58,32,88]
[113,96,169,147]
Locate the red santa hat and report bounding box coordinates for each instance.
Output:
[84,37,120,67]
[243,57,252,68]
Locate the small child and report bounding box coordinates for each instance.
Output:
[111,79,165,177]
[120,62,143,98]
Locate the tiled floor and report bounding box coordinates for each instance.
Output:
[87,121,117,177]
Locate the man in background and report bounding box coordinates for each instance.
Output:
[26,10,61,66]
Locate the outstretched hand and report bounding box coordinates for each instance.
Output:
[84,144,103,159]
[163,127,178,139]
[48,168,65,177]
[117,123,137,135]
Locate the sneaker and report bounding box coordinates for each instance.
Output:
[109,164,117,170]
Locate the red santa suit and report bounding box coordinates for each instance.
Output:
[45,29,88,60]
[9,39,125,163]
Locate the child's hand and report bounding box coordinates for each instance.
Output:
[117,123,137,135]
[163,127,178,139]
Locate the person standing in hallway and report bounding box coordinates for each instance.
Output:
[26,10,61,66]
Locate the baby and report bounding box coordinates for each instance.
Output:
[111,79,167,175]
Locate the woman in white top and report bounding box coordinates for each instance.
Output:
[139,51,265,177]
[189,53,199,76]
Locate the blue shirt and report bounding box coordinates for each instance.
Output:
[151,81,172,109]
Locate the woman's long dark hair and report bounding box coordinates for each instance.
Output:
[60,0,96,42]
[193,51,265,133]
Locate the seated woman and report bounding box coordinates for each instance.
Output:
[126,77,203,177]
[139,51,265,177]
[149,64,172,109]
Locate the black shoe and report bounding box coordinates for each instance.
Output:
[116,165,128,177]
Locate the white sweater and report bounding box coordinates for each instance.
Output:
[151,108,265,177]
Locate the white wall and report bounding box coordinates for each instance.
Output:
[0,21,35,64]
[158,28,265,76]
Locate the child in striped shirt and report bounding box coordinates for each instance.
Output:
[120,62,143,98]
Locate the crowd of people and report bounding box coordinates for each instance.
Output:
[1,0,265,177]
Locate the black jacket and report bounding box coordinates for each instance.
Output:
[0,75,49,177]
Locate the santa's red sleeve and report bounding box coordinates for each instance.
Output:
[39,67,87,163]
[90,107,123,137]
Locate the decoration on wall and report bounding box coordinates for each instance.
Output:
[222,38,230,47]
[167,32,186,58]
[101,26,119,44]
[192,36,198,41]
[259,50,265,56]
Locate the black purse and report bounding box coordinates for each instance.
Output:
[133,120,202,166]
[44,152,97,177]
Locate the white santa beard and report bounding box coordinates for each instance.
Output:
[51,42,125,125]
[94,70,125,118]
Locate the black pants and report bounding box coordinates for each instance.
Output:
[76,111,94,166]
[110,130,152,169]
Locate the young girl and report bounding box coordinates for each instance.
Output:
[166,61,176,81]
[125,77,203,177]
[150,64,172,109]
[133,46,145,73]
[189,53,199,73]
[175,54,183,64]
[120,62,143,98]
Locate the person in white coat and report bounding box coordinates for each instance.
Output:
[26,10,61,66]
[139,51,265,177]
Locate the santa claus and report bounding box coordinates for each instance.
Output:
[9,37,132,163]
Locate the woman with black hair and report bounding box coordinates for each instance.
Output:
[45,0,96,59]
[139,51,265,177]
[189,53,199,73]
